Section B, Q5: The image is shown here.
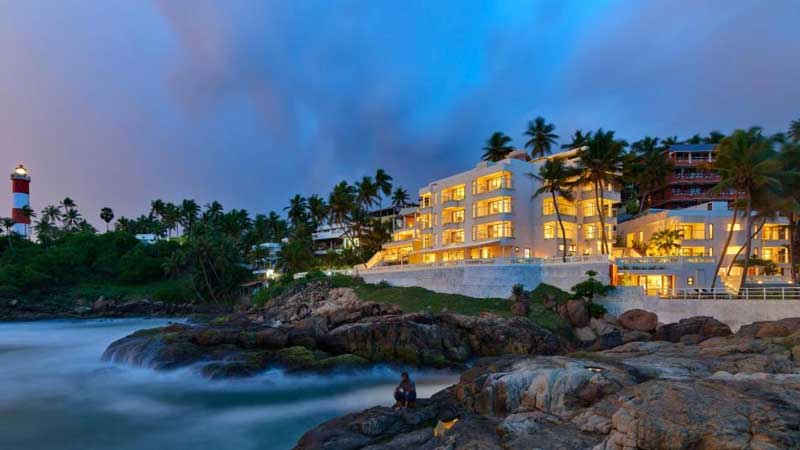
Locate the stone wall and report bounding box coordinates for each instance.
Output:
[599,286,800,331]
[359,262,610,299]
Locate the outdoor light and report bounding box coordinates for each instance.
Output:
[14,165,27,176]
[584,366,604,373]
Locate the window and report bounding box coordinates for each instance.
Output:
[708,247,713,257]
[421,234,433,249]
[726,223,742,231]
[544,224,555,239]
[423,253,436,263]
[582,201,597,217]
[585,224,597,239]
[687,277,694,286]
[524,248,531,258]
[443,250,464,262]
[443,229,464,245]
[708,224,713,240]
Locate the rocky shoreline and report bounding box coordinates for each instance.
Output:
[0,297,231,322]
[297,318,800,449]
[69,280,800,449]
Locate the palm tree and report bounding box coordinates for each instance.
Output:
[710,128,783,291]
[573,129,627,254]
[162,203,180,237]
[790,119,800,143]
[561,130,592,149]
[62,208,82,231]
[307,194,328,230]
[391,187,410,209]
[633,148,673,213]
[704,131,726,144]
[1,217,16,249]
[779,141,800,283]
[328,181,357,231]
[203,201,224,222]
[355,176,379,210]
[61,197,77,210]
[284,195,308,229]
[649,229,682,256]
[523,116,559,158]
[99,207,115,232]
[41,205,62,224]
[630,136,660,155]
[481,132,514,162]
[374,169,393,213]
[180,199,200,232]
[662,136,681,147]
[530,158,577,261]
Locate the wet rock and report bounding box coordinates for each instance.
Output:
[575,326,598,342]
[618,309,658,332]
[654,316,731,343]
[557,299,589,328]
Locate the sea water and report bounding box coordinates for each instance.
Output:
[0,319,457,450]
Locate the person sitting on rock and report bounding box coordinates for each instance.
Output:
[393,372,416,409]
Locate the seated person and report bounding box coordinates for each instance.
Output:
[393,372,416,409]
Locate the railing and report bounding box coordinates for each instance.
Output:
[616,256,715,265]
[473,205,513,218]
[473,178,512,194]
[472,230,514,241]
[543,205,577,216]
[442,217,465,226]
[442,234,465,245]
[661,287,800,300]
[672,157,715,166]
[358,254,611,273]
[441,192,465,203]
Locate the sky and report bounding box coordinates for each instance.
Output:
[1,0,799,226]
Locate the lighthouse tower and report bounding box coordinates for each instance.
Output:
[10,165,31,238]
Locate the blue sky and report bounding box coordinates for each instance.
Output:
[1,0,798,224]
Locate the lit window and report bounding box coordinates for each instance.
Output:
[708,224,713,240]
[687,277,694,286]
[524,248,531,258]
[726,223,742,231]
[544,224,555,239]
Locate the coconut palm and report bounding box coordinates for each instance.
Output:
[530,158,577,261]
[561,130,592,149]
[99,207,115,232]
[62,208,82,231]
[662,136,681,147]
[710,128,784,291]
[1,217,16,249]
[180,199,200,232]
[391,187,410,209]
[328,181,357,229]
[41,205,62,224]
[630,136,661,155]
[481,132,514,162]
[61,197,77,210]
[648,229,682,256]
[355,176,379,210]
[284,195,308,229]
[523,116,559,158]
[779,141,800,283]
[307,194,328,230]
[704,131,726,144]
[633,148,673,213]
[790,119,800,143]
[374,169,393,213]
[573,129,627,254]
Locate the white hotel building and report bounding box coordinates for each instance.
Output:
[371,149,619,268]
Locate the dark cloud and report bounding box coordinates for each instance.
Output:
[0,0,798,225]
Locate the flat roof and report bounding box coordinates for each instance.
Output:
[667,143,716,152]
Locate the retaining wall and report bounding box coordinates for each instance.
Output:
[359,262,610,298]
[599,286,800,331]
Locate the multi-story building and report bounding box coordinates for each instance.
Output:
[374,149,620,267]
[616,201,791,295]
[648,143,740,209]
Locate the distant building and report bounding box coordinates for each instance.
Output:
[648,144,739,210]
[251,242,281,280]
[10,164,31,238]
[135,233,159,244]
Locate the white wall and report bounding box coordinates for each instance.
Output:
[360,262,610,299]
[600,286,800,331]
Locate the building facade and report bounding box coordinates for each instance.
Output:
[616,201,791,294]
[375,150,620,267]
[648,143,740,209]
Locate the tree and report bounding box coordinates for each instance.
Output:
[632,147,673,213]
[530,158,576,261]
[277,238,314,275]
[355,176,379,210]
[62,208,82,232]
[307,194,328,230]
[648,229,682,256]
[180,199,200,233]
[779,140,800,283]
[61,197,77,210]
[391,187,410,209]
[790,119,800,143]
[561,130,592,149]
[41,205,62,225]
[573,129,627,254]
[523,116,558,158]
[374,169,393,213]
[710,128,784,291]
[630,136,660,155]
[284,195,308,229]
[662,136,681,146]
[481,132,514,162]
[1,217,16,249]
[704,131,726,144]
[100,207,115,232]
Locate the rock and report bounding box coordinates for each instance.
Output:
[510,300,530,317]
[792,345,800,362]
[73,306,91,315]
[92,296,109,310]
[618,309,658,332]
[590,317,621,337]
[575,326,597,342]
[655,316,732,343]
[679,334,703,345]
[558,299,589,328]
[738,318,800,338]
[621,330,652,344]
[592,330,623,351]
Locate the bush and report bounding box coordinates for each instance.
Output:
[151,283,193,303]
[253,284,285,307]
[376,280,391,289]
[571,271,614,300]
[587,301,607,318]
[511,283,525,300]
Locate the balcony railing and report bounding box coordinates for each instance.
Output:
[358,254,611,273]
[473,205,512,218]
[671,157,715,166]
[667,174,722,184]
[442,234,465,245]
[473,178,513,194]
[441,192,465,203]
[473,229,514,241]
[616,256,715,265]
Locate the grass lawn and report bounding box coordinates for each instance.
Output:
[353,283,573,338]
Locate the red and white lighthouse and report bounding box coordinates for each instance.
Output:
[11,164,31,237]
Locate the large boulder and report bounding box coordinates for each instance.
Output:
[618,309,658,332]
[654,316,731,343]
[738,318,800,338]
[557,299,590,328]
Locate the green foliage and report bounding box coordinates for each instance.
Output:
[376,280,391,289]
[587,301,608,319]
[570,271,615,300]
[529,283,571,304]
[511,283,525,299]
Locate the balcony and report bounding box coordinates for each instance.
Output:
[671,156,714,167]
[473,205,513,219]
[666,173,722,184]
[472,178,513,196]
[442,217,465,229]
[442,234,465,245]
